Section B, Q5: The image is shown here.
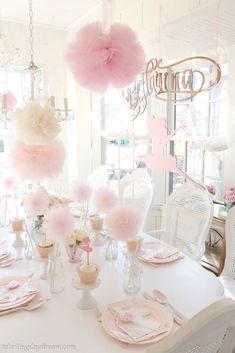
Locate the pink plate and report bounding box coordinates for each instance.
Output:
[102,298,173,344]
[139,242,182,264]
[0,276,37,311]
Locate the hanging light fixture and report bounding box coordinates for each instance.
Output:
[27,0,74,121]
[1,0,74,126]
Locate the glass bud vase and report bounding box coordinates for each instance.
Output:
[105,238,118,260]
[24,233,36,260]
[123,254,141,295]
[48,250,65,294]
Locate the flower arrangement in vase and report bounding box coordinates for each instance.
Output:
[223,186,235,210]
[65,229,87,262]
[206,184,216,196]
[77,237,100,285]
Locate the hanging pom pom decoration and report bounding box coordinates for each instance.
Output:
[9,140,65,182]
[13,100,61,145]
[66,22,146,93]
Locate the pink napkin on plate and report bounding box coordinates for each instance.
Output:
[108,300,167,342]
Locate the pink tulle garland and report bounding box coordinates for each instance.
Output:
[66,22,146,93]
[9,140,65,182]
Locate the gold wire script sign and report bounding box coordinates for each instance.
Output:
[123,56,221,120]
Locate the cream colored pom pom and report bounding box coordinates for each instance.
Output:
[13,100,60,144]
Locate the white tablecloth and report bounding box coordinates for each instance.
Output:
[0,231,223,353]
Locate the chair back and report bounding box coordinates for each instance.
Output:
[221,206,235,279]
[165,182,213,260]
[147,298,235,353]
[119,169,153,231]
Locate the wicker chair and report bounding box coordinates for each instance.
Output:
[147,298,235,353]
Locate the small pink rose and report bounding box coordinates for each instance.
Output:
[118,311,134,323]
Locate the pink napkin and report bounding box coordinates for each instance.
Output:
[139,242,181,264]
[108,300,167,342]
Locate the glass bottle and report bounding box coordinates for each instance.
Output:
[123,253,141,295]
[48,250,65,294]
[105,238,118,260]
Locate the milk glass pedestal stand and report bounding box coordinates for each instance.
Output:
[72,277,100,310]
[11,230,24,248]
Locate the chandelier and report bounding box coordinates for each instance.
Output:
[0,0,74,126]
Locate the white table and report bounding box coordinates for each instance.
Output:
[0,231,224,353]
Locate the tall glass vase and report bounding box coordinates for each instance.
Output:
[123,253,141,295]
[24,217,36,259]
[48,244,65,294]
[105,238,118,260]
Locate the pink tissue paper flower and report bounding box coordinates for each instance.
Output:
[71,181,92,203]
[105,205,141,240]
[9,140,65,182]
[94,187,118,213]
[66,22,146,93]
[43,206,74,239]
[23,189,49,217]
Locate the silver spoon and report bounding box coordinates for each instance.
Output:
[152,289,188,325]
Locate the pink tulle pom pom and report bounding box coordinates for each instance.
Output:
[66,22,146,93]
[9,140,65,182]
[71,181,92,203]
[23,189,49,217]
[43,206,74,239]
[1,174,18,191]
[94,187,118,213]
[105,205,141,240]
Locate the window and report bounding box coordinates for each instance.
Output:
[169,63,228,199]
[101,89,148,188]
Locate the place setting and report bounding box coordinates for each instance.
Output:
[0,275,47,316]
[138,242,184,267]
[101,298,174,345]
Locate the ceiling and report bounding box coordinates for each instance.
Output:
[0,0,101,30]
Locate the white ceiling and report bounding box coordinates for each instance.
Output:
[0,0,101,30]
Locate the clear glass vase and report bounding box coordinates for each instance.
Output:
[123,254,141,295]
[105,238,118,260]
[48,250,65,294]
[24,233,36,260]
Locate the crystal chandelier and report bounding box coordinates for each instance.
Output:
[27,0,74,121]
[0,0,74,126]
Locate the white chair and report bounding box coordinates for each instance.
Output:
[147,298,235,353]
[220,206,235,299]
[159,182,213,261]
[88,165,109,189]
[119,169,153,231]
